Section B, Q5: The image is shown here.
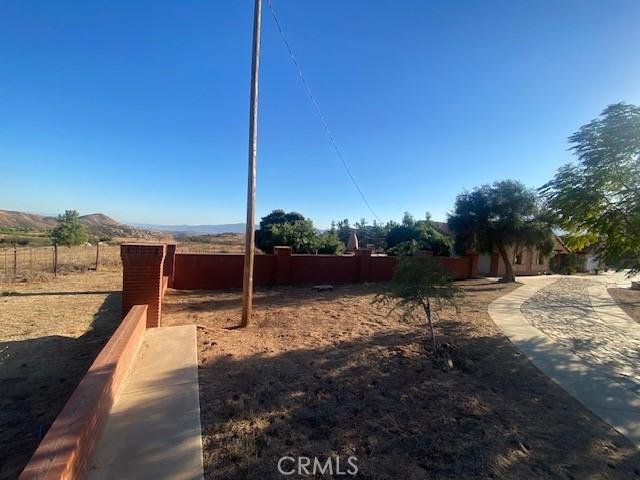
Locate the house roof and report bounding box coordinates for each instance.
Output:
[432,221,453,237]
[553,234,571,254]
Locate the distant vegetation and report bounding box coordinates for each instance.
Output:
[0,209,166,246]
[254,209,454,256]
[49,210,89,246]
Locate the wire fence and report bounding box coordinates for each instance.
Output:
[176,242,245,254]
[0,244,122,283]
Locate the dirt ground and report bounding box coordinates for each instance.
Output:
[163,279,640,480]
[0,272,122,479]
[609,287,640,323]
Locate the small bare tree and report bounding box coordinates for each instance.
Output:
[375,255,462,352]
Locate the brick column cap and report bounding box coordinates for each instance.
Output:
[121,244,166,264]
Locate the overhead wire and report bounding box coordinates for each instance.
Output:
[266,0,382,223]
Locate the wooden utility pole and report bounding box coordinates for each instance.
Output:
[95,242,100,271]
[241,0,263,327]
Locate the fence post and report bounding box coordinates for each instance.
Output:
[356,248,372,283]
[95,243,100,271]
[163,243,177,287]
[53,244,58,277]
[13,245,17,282]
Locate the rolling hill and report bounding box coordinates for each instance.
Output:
[0,210,162,240]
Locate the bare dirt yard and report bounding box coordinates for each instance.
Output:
[163,279,640,479]
[609,287,640,323]
[0,272,122,479]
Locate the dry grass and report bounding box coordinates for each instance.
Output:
[0,245,121,284]
[177,233,245,254]
[0,234,245,284]
[0,272,122,479]
[163,279,640,479]
[609,287,640,323]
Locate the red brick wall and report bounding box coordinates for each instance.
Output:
[173,253,276,290]
[289,254,360,285]
[121,244,165,328]
[440,256,477,279]
[368,255,398,282]
[171,247,477,290]
[19,305,148,480]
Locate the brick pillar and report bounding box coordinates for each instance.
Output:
[356,248,372,283]
[121,244,166,328]
[274,246,292,286]
[468,254,479,277]
[164,243,177,287]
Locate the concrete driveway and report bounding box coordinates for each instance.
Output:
[489,272,640,448]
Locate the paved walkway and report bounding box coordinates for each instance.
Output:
[88,325,204,480]
[489,272,640,448]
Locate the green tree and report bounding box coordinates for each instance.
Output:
[386,212,452,256]
[335,218,352,244]
[255,210,307,253]
[265,220,318,253]
[49,210,88,246]
[448,180,554,283]
[314,231,345,254]
[374,255,462,351]
[256,209,344,254]
[540,103,640,273]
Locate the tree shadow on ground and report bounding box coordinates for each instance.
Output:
[164,279,505,316]
[0,292,122,480]
[194,321,640,479]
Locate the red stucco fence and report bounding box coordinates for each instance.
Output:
[171,246,478,290]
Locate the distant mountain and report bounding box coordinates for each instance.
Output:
[0,209,163,240]
[128,222,246,235]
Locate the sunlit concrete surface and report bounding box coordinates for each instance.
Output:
[490,272,640,448]
[88,325,204,480]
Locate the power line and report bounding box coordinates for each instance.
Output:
[266,0,382,223]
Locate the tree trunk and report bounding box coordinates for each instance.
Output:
[422,299,437,351]
[498,246,516,283]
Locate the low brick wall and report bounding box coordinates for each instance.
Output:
[171,247,478,290]
[20,305,148,480]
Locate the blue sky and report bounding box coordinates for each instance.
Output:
[1,1,639,228]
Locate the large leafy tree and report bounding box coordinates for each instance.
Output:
[255,209,343,254]
[49,210,88,246]
[448,180,554,282]
[385,212,452,256]
[540,103,640,273]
